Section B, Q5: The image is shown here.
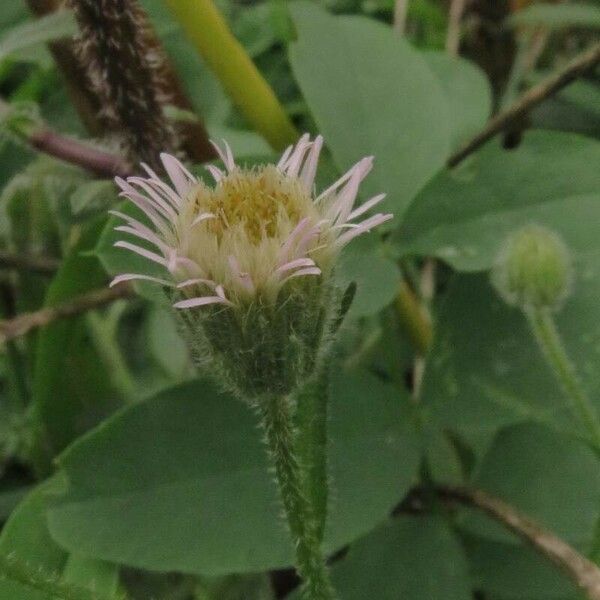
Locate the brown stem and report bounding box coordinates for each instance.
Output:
[446,0,469,56]
[28,127,132,177]
[393,0,410,35]
[439,486,600,600]
[0,284,132,343]
[448,41,600,167]
[0,251,59,274]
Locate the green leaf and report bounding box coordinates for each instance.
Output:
[336,237,401,317]
[422,52,492,149]
[145,307,189,379]
[61,555,119,597]
[463,422,600,547]
[0,479,66,574]
[422,265,600,454]
[70,180,114,221]
[397,131,600,271]
[464,534,578,599]
[289,2,451,218]
[0,10,77,64]
[329,516,472,600]
[509,3,600,30]
[32,219,122,460]
[47,370,419,575]
[0,479,120,599]
[422,275,570,450]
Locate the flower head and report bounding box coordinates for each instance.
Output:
[111,134,392,397]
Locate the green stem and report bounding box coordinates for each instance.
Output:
[259,395,336,600]
[163,0,298,151]
[527,307,600,448]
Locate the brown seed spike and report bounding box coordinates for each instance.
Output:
[68,0,180,170]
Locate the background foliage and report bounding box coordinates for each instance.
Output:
[0,0,599,598]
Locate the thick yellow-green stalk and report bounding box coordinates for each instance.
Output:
[163,0,298,150]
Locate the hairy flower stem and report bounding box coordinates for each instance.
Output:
[527,307,600,448]
[259,395,337,600]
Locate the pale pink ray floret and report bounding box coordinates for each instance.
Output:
[110,135,393,310]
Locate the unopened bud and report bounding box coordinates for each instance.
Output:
[491,224,573,312]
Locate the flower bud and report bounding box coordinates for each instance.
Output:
[110,135,392,400]
[491,224,573,312]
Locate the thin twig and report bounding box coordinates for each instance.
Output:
[0,284,132,343]
[439,486,600,600]
[0,251,59,274]
[446,0,469,56]
[28,127,131,178]
[393,0,410,35]
[448,41,600,167]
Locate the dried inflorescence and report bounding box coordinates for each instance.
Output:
[68,0,179,169]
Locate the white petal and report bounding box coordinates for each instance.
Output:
[177,278,216,288]
[210,140,236,171]
[334,213,393,248]
[110,273,173,287]
[205,164,224,183]
[276,257,316,274]
[161,153,197,197]
[281,266,321,283]
[299,135,323,191]
[173,296,232,309]
[284,134,311,178]
[316,156,374,204]
[114,240,169,267]
[347,193,387,222]
[114,225,169,253]
[127,177,178,221]
[192,212,217,227]
[327,157,374,225]
[277,144,294,169]
[115,182,171,237]
[278,217,311,262]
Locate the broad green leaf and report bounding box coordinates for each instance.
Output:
[0,479,120,599]
[464,534,578,599]
[61,554,119,596]
[329,516,472,600]
[509,3,600,30]
[422,267,600,452]
[47,370,419,575]
[145,307,189,379]
[32,219,122,458]
[0,10,77,64]
[397,131,600,271]
[70,180,115,220]
[423,52,492,149]
[289,2,451,218]
[337,237,401,317]
[0,479,66,574]
[422,275,571,448]
[463,423,600,547]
